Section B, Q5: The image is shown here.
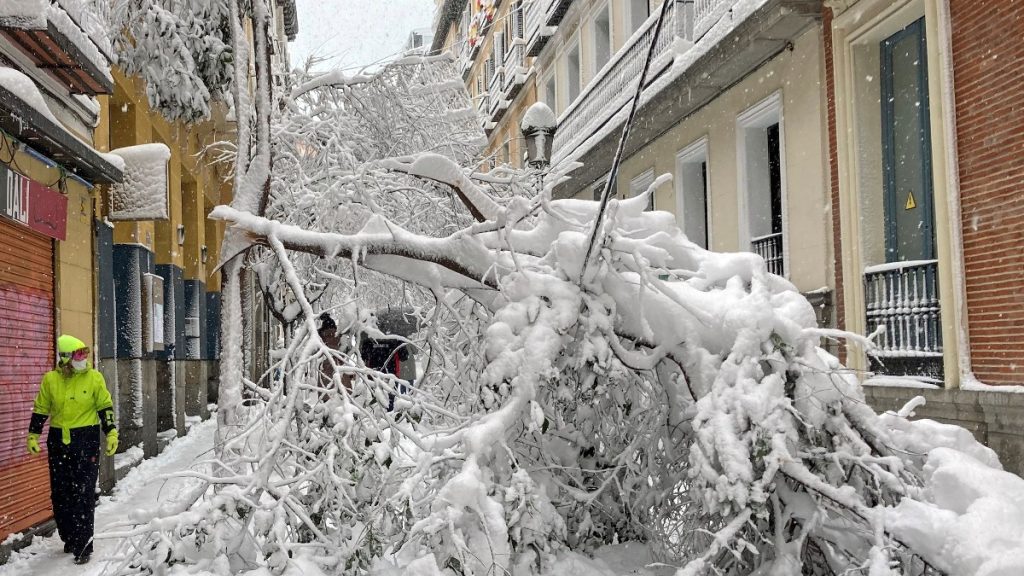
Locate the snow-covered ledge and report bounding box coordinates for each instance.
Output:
[106,144,171,221]
[0,0,113,94]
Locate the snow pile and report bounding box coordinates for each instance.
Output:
[0,0,47,28]
[55,0,114,61]
[876,412,1024,574]
[107,143,171,220]
[0,67,61,125]
[0,2,112,82]
[886,447,1024,575]
[521,102,557,133]
[46,1,112,82]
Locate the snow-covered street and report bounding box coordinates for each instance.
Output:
[0,419,216,576]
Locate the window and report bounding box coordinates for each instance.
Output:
[592,179,607,202]
[737,92,785,276]
[881,18,934,263]
[629,169,656,211]
[832,2,948,378]
[676,138,710,249]
[565,40,581,107]
[627,0,649,36]
[542,71,557,113]
[592,3,611,73]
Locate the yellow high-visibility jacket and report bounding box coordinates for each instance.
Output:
[31,364,114,444]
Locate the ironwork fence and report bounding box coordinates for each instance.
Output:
[751,232,784,276]
[864,259,942,358]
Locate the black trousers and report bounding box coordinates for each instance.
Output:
[46,425,100,557]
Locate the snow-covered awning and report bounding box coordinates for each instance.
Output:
[0,66,122,184]
[106,143,171,221]
[0,0,113,95]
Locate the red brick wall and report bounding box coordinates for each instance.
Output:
[950,0,1024,385]
[823,8,846,342]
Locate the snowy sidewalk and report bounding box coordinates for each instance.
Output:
[0,418,216,576]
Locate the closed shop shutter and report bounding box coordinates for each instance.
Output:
[0,218,54,541]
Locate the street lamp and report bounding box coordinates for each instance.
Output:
[520,102,557,169]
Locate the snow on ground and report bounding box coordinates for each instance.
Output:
[0,418,215,576]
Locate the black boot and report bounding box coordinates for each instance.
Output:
[63,542,72,554]
[73,551,91,565]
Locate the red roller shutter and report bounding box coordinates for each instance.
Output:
[0,218,54,541]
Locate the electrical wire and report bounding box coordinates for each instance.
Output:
[577,0,672,286]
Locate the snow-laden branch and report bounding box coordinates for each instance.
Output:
[379,153,503,222]
[210,206,500,290]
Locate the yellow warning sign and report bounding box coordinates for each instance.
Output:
[905,189,917,210]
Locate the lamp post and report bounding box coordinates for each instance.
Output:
[520,102,557,170]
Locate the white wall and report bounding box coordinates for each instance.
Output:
[615,27,832,292]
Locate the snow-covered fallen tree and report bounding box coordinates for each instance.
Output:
[99,11,1024,576]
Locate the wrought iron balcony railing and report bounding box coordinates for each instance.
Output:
[751,232,784,276]
[864,260,942,358]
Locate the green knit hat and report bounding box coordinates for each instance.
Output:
[57,334,87,354]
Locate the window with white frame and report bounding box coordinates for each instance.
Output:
[834,2,945,374]
[676,138,710,249]
[542,71,557,113]
[565,39,581,107]
[592,3,611,73]
[626,0,649,36]
[737,92,785,276]
[629,169,656,211]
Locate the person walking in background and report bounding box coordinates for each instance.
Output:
[25,334,118,565]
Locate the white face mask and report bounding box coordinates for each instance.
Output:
[71,358,88,371]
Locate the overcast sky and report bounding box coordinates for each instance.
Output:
[289,0,436,73]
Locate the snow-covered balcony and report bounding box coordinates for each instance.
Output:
[486,64,508,123]
[550,0,820,199]
[552,0,686,170]
[0,0,113,95]
[501,39,527,101]
[525,0,573,57]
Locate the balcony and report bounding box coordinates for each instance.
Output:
[502,40,527,100]
[751,232,784,276]
[864,260,943,378]
[549,0,820,200]
[694,0,735,40]
[525,0,573,56]
[552,0,683,165]
[487,66,507,123]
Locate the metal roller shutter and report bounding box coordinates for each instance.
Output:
[0,218,54,541]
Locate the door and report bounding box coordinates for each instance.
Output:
[0,219,55,541]
[881,18,934,262]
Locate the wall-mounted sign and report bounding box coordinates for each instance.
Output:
[0,162,68,240]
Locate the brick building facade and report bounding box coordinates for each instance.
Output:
[826,0,1024,474]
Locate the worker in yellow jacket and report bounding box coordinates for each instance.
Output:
[26,334,118,565]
